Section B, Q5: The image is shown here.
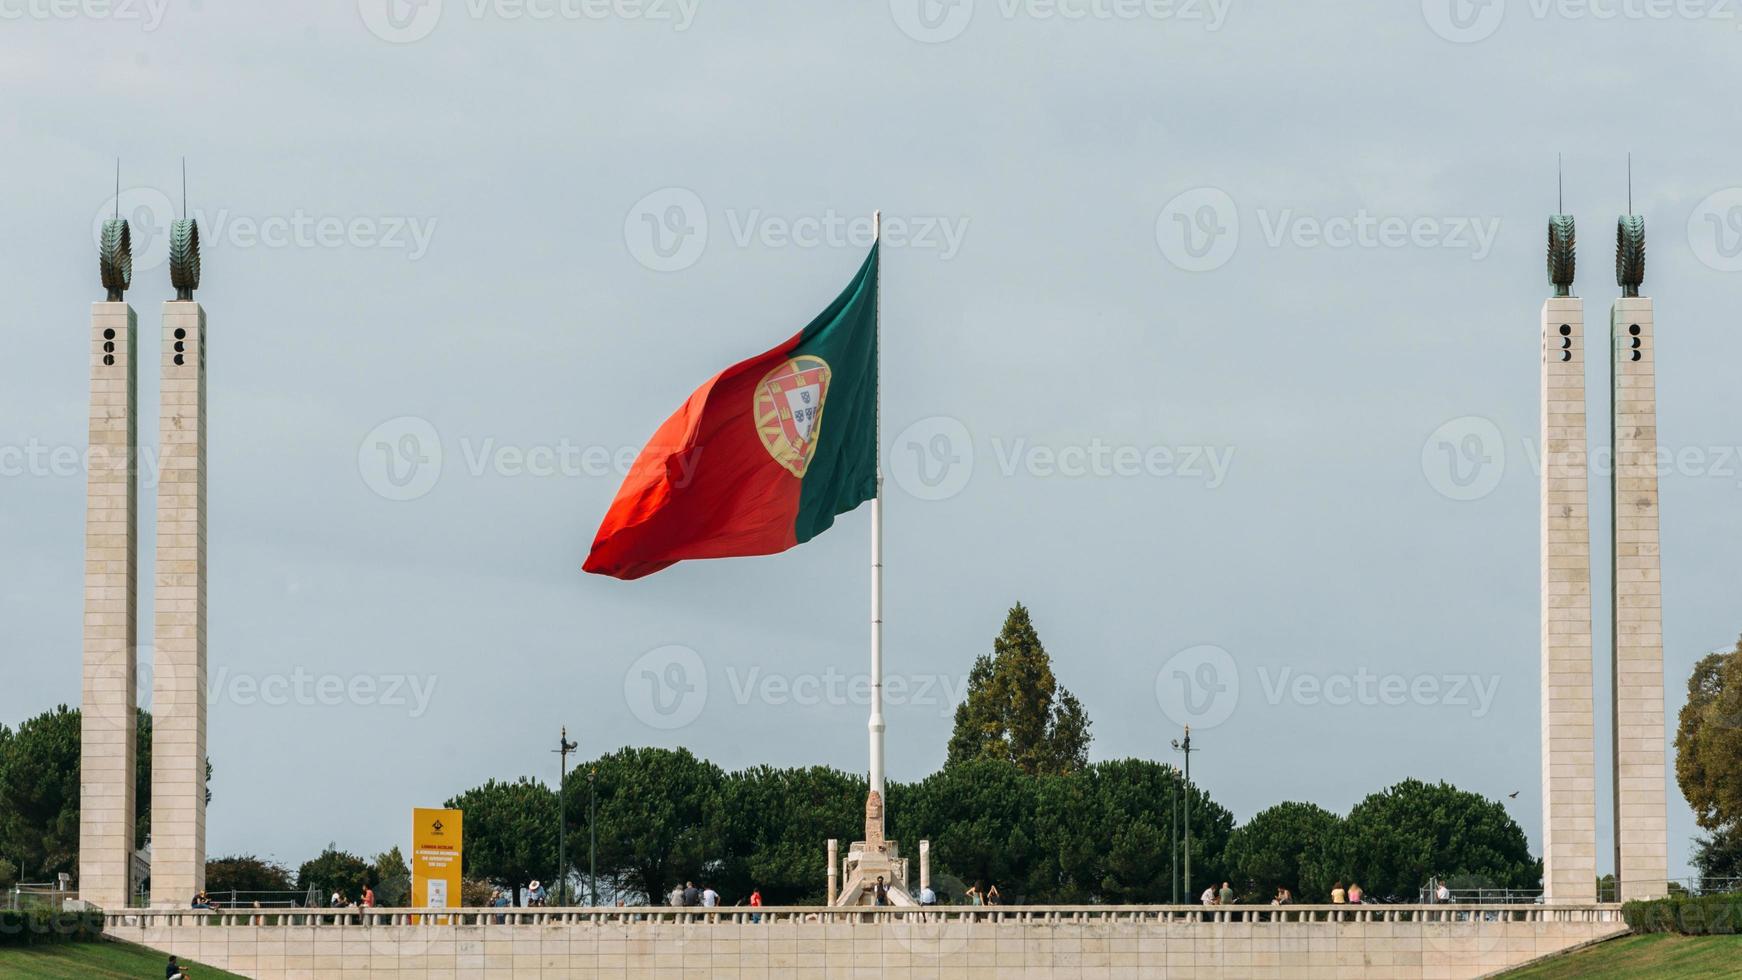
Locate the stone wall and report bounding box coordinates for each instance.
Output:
[105,904,1625,979]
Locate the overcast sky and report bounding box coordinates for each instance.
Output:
[3,0,1740,886]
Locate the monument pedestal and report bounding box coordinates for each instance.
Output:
[832,791,913,906]
[836,840,913,907]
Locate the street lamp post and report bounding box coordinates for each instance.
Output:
[553,727,577,906]
[1171,726,1194,901]
[588,766,598,907]
[1170,767,1178,904]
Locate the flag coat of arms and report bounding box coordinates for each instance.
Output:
[584,245,879,580]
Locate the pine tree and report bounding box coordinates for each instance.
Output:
[946,603,1092,775]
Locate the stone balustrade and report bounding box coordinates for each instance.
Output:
[103,903,1626,978]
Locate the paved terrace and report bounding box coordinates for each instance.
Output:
[104,903,1627,979]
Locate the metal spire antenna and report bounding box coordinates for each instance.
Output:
[114,159,120,221]
[1558,153,1563,213]
[181,157,187,220]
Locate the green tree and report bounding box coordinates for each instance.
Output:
[446,777,558,906]
[0,706,210,883]
[566,747,726,904]
[1224,801,1341,902]
[946,603,1092,775]
[1675,639,1742,834]
[1322,779,1535,901]
[901,758,1039,897]
[718,765,862,905]
[296,845,372,904]
[1690,825,1742,883]
[205,855,294,897]
[1088,759,1233,903]
[0,706,81,881]
[1030,767,1099,903]
[372,847,411,907]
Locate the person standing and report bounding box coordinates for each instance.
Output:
[749,888,763,924]
[985,884,1001,906]
[918,883,937,907]
[1330,882,1346,904]
[701,884,719,908]
[1435,881,1451,904]
[1347,882,1364,905]
[669,883,684,907]
[682,881,700,908]
[873,876,889,907]
[362,885,375,909]
[1200,885,1217,906]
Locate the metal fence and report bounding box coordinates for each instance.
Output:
[1417,881,1542,905]
[6,881,78,912]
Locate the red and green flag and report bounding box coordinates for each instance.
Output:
[584,245,879,580]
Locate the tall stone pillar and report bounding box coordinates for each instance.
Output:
[80,218,139,910]
[1539,214,1597,904]
[1610,214,1668,899]
[1540,303,1598,902]
[826,839,839,906]
[150,221,207,906]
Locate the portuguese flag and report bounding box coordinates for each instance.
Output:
[584,245,879,580]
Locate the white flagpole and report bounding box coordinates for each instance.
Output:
[868,210,885,825]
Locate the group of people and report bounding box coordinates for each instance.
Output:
[1196,881,1381,905]
[962,882,1002,906]
[1199,882,1238,905]
[1329,881,1366,904]
[666,880,728,907]
[326,884,376,909]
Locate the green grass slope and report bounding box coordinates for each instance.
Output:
[1499,932,1742,979]
[0,938,249,979]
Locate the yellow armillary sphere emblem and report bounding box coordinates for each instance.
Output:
[754,354,832,477]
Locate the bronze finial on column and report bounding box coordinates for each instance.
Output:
[1549,155,1576,297]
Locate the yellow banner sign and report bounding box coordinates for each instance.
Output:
[412,807,463,913]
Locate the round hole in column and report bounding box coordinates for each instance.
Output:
[174,354,185,366]
[1559,324,1571,336]
[104,341,115,353]
[103,328,116,340]
[1631,338,1640,349]
[103,354,115,366]
[1561,338,1571,349]
[1629,324,1641,336]
[1560,350,1572,362]
[1631,350,1642,362]
[175,341,185,353]
[174,328,187,340]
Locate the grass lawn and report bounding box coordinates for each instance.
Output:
[1500,932,1742,978]
[0,938,249,979]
